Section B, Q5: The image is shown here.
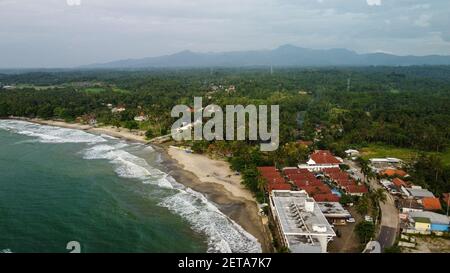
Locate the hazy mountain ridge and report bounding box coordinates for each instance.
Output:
[83,45,450,68]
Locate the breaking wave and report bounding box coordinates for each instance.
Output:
[159,184,262,253]
[0,119,262,253]
[0,120,105,144]
[82,143,261,252]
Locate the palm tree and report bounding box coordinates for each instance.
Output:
[369,188,386,225]
[258,180,268,204]
[374,188,387,204]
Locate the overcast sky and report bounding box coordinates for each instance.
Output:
[1,0,449,68]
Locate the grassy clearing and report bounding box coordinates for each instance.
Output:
[111,87,130,93]
[83,87,129,94]
[360,144,420,161]
[361,144,450,166]
[436,149,450,167]
[83,87,106,93]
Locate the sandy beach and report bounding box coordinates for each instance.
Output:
[165,146,272,252]
[25,118,149,143]
[168,146,254,201]
[5,117,272,252]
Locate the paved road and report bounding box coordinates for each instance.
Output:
[344,159,399,250]
[378,226,398,250]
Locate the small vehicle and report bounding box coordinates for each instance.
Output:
[365,215,374,222]
[346,217,356,223]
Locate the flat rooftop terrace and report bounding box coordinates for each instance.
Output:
[271,190,336,252]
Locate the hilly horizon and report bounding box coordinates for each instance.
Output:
[83,45,450,68]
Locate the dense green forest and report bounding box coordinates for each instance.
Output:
[1,66,449,199]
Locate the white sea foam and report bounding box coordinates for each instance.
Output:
[83,142,262,253]
[0,249,13,253]
[0,120,105,144]
[159,184,262,253]
[0,120,262,253]
[83,144,163,179]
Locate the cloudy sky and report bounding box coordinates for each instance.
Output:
[1,0,449,67]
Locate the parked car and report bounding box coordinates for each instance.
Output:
[346,217,356,223]
[365,215,374,222]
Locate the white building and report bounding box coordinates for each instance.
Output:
[298,150,342,171]
[345,149,360,157]
[407,186,435,199]
[270,190,336,253]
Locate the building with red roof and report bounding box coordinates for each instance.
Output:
[300,185,332,196]
[292,179,323,188]
[422,197,442,211]
[392,178,408,188]
[380,169,408,177]
[258,166,292,194]
[267,183,292,192]
[335,179,356,188]
[309,150,341,165]
[313,194,340,202]
[299,150,342,171]
[345,185,368,196]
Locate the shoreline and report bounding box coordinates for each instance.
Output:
[2,117,273,253]
[155,145,272,253]
[8,117,149,143]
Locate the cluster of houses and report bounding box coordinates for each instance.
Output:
[110,104,126,114]
[106,104,149,122]
[75,114,97,126]
[259,150,369,202]
[369,158,450,235]
[205,84,237,99]
[323,168,368,197]
[262,149,362,253]
[259,150,362,237]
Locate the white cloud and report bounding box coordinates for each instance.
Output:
[366,0,381,6]
[414,14,432,27]
[66,0,81,6]
[1,0,450,67]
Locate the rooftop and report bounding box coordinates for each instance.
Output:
[407,188,435,198]
[270,190,336,253]
[410,211,449,225]
[312,193,340,202]
[422,197,442,211]
[398,199,424,210]
[381,169,408,177]
[317,202,351,218]
[392,178,407,188]
[310,150,341,165]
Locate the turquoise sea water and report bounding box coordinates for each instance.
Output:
[0,120,261,253]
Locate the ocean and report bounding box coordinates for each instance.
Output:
[0,120,261,253]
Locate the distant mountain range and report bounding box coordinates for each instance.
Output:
[83,45,450,68]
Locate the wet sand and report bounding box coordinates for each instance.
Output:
[156,145,272,253]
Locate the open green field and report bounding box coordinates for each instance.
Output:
[361,144,450,166]
[83,87,106,93]
[83,87,129,94]
[439,149,450,166]
[360,144,420,161]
